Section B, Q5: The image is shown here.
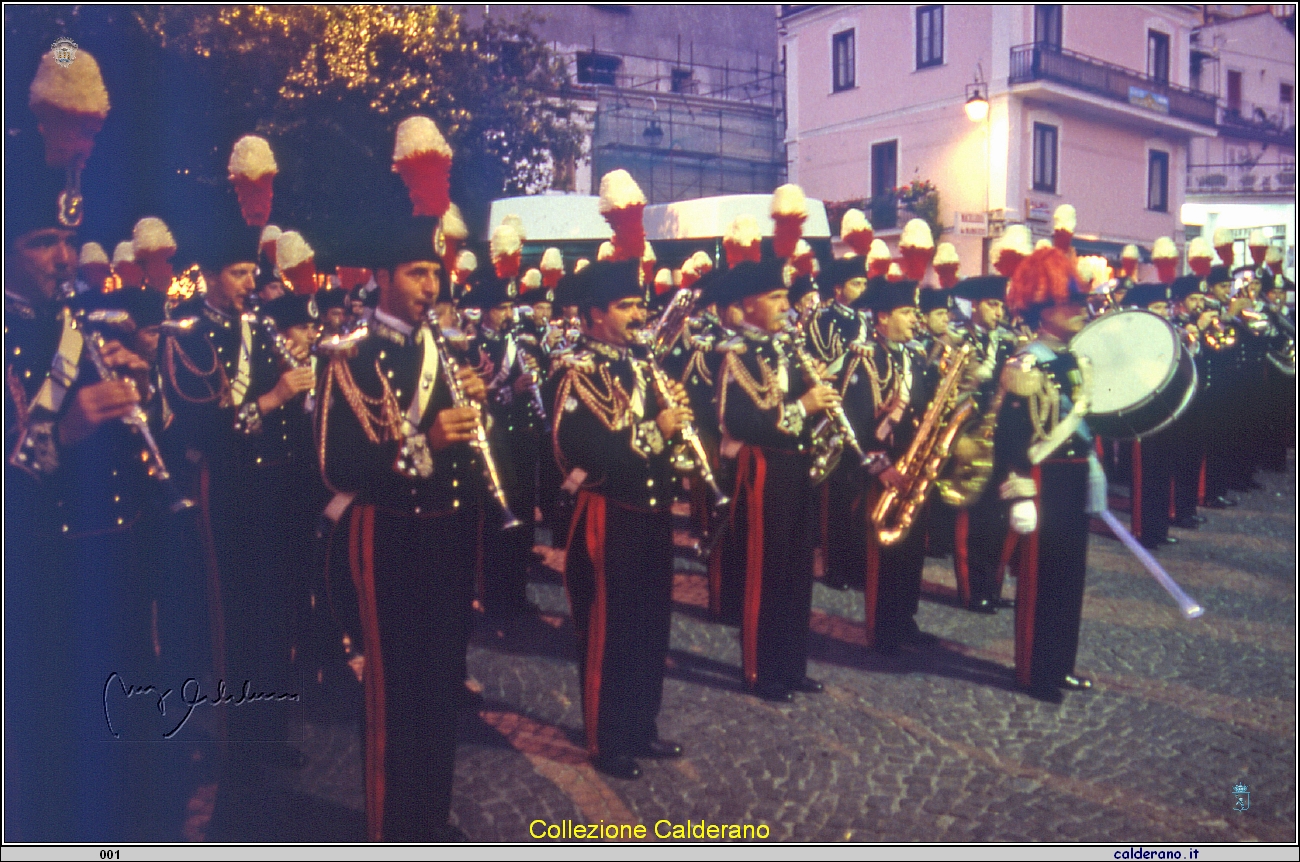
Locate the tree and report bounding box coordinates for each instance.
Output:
[136,6,584,248]
[6,6,583,261]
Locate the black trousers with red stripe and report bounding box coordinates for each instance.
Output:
[565,494,674,758]
[1014,460,1090,690]
[736,447,818,690]
[350,505,475,842]
[954,490,1009,608]
[865,495,930,648]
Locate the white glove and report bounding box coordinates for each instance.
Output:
[1009,499,1038,534]
[999,472,1038,501]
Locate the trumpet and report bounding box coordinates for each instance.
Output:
[779,326,871,485]
[632,330,729,508]
[427,312,522,530]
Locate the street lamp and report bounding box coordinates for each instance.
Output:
[965,81,989,123]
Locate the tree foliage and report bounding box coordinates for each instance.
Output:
[6,5,583,260]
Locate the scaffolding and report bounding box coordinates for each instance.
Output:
[563,43,787,204]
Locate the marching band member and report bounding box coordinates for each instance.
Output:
[1123,283,1183,549]
[552,258,689,779]
[718,260,839,699]
[809,256,871,593]
[996,247,1102,702]
[947,275,1018,611]
[839,279,937,650]
[316,208,482,841]
[465,271,544,618]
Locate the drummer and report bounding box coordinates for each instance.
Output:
[1122,283,1183,550]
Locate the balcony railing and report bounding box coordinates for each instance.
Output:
[1009,43,1218,127]
[1187,161,1296,196]
[1218,102,1296,147]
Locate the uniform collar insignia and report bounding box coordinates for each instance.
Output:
[370,308,416,346]
[202,301,237,328]
[580,335,629,360]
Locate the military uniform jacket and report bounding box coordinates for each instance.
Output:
[469,325,546,434]
[718,327,818,455]
[994,343,1096,478]
[839,337,932,468]
[552,336,675,512]
[966,324,1017,410]
[162,301,307,469]
[316,313,475,514]
[673,311,734,451]
[804,301,868,365]
[7,291,151,539]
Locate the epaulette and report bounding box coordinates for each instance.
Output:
[1001,351,1044,397]
[847,340,876,359]
[715,335,746,354]
[556,349,597,373]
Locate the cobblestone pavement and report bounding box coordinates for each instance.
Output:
[198,458,1296,844]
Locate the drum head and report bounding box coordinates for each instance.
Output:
[1071,310,1178,415]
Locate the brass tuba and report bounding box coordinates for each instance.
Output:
[871,341,977,545]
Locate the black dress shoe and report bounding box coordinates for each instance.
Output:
[969,598,997,615]
[634,738,683,758]
[793,676,824,693]
[593,754,642,780]
[751,682,793,703]
[1170,517,1199,530]
[1061,674,1093,690]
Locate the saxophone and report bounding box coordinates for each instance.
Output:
[871,341,977,546]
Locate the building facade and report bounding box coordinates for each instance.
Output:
[459,5,786,205]
[779,5,1226,276]
[1184,9,1295,274]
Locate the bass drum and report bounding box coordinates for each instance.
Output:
[1070,309,1197,440]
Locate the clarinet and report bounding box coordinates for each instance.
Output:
[632,331,730,508]
[61,283,194,513]
[427,312,522,530]
[780,325,872,469]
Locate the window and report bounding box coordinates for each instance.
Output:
[576,52,621,86]
[671,68,697,94]
[916,6,944,69]
[1147,30,1170,85]
[1032,123,1058,194]
[1190,51,1207,92]
[1282,82,1293,105]
[1034,5,1063,50]
[1148,150,1169,212]
[870,140,898,229]
[832,29,855,92]
[1227,70,1243,114]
